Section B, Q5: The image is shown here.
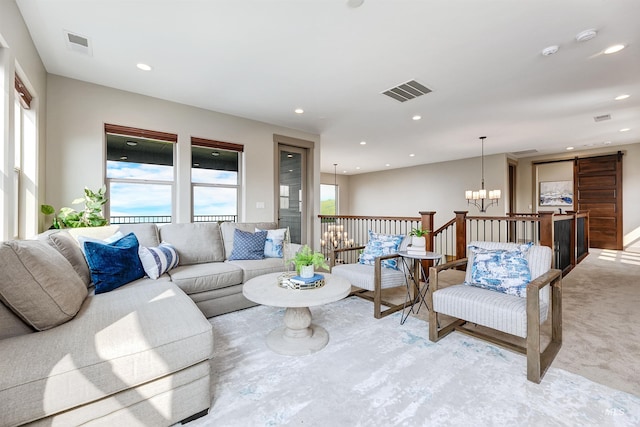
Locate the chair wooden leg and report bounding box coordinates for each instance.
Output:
[526,274,562,383]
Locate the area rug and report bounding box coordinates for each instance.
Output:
[189,297,640,427]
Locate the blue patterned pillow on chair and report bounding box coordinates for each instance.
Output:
[467,243,532,297]
[359,231,405,270]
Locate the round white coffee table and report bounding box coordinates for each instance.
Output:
[243,272,351,356]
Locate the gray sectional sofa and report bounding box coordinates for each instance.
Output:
[0,221,290,426]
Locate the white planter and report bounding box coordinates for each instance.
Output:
[300,265,315,278]
[411,236,426,248]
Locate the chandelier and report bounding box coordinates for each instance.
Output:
[465,136,501,212]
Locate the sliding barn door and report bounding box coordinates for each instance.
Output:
[574,152,623,250]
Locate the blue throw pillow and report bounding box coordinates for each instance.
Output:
[358,230,404,270]
[467,245,532,297]
[229,229,268,260]
[83,232,145,294]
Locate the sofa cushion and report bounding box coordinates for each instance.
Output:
[226,257,289,282]
[220,222,277,260]
[40,230,92,286]
[0,240,87,331]
[0,280,213,427]
[159,222,224,265]
[0,301,33,340]
[139,243,180,280]
[167,262,244,294]
[83,232,145,294]
[228,229,267,260]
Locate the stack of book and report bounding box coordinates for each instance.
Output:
[406,245,427,256]
[289,273,325,290]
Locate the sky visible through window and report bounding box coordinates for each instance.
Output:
[107,161,237,217]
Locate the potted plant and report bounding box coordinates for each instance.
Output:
[41,186,108,229]
[409,227,430,248]
[290,245,330,278]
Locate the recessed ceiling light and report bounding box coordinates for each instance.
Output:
[615,94,630,100]
[603,141,612,145]
[287,154,293,158]
[360,141,366,145]
[566,146,574,150]
[212,152,220,156]
[193,163,200,167]
[385,163,391,167]
[120,156,128,160]
[126,140,138,146]
[136,63,152,71]
[294,108,304,114]
[412,115,422,121]
[356,166,361,170]
[604,44,625,54]
[576,29,597,42]
[541,45,559,56]
[619,128,630,132]
[409,153,415,157]
[342,170,347,174]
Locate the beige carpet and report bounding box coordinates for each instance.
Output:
[384,248,640,397]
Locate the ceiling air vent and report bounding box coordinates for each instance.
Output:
[64,30,93,56]
[382,80,432,102]
[593,114,611,122]
[510,149,538,157]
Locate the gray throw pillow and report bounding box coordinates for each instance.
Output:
[0,240,88,331]
[43,230,92,286]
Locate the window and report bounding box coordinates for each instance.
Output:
[5,72,37,239]
[105,124,177,224]
[191,137,242,222]
[320,184,337,215]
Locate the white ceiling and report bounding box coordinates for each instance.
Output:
[16,0,640,175]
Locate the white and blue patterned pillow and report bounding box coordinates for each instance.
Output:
[467,243,532,297]
[229,229,268,260]
[138,243,179,280]
[256,227,287,258]
[359,231,405,270]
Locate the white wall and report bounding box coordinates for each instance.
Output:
[45,75,320,230]
[346,153,509,230]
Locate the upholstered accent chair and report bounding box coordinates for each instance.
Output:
[330,233,410,319]
[427,241,562,383]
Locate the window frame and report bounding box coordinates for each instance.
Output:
[104,124,178,224]
[190,136,243,223]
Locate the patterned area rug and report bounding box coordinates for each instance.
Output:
[189,297,640,427]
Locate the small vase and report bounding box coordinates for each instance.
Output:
[300,265,314,278]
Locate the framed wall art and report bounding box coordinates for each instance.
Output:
[539,180,573,206]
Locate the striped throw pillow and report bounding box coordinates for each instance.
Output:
[138,243,179,280]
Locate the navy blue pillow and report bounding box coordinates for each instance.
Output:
[83,232,145,294]
[229,229,268,260]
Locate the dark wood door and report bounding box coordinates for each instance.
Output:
[574,153,623,249]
